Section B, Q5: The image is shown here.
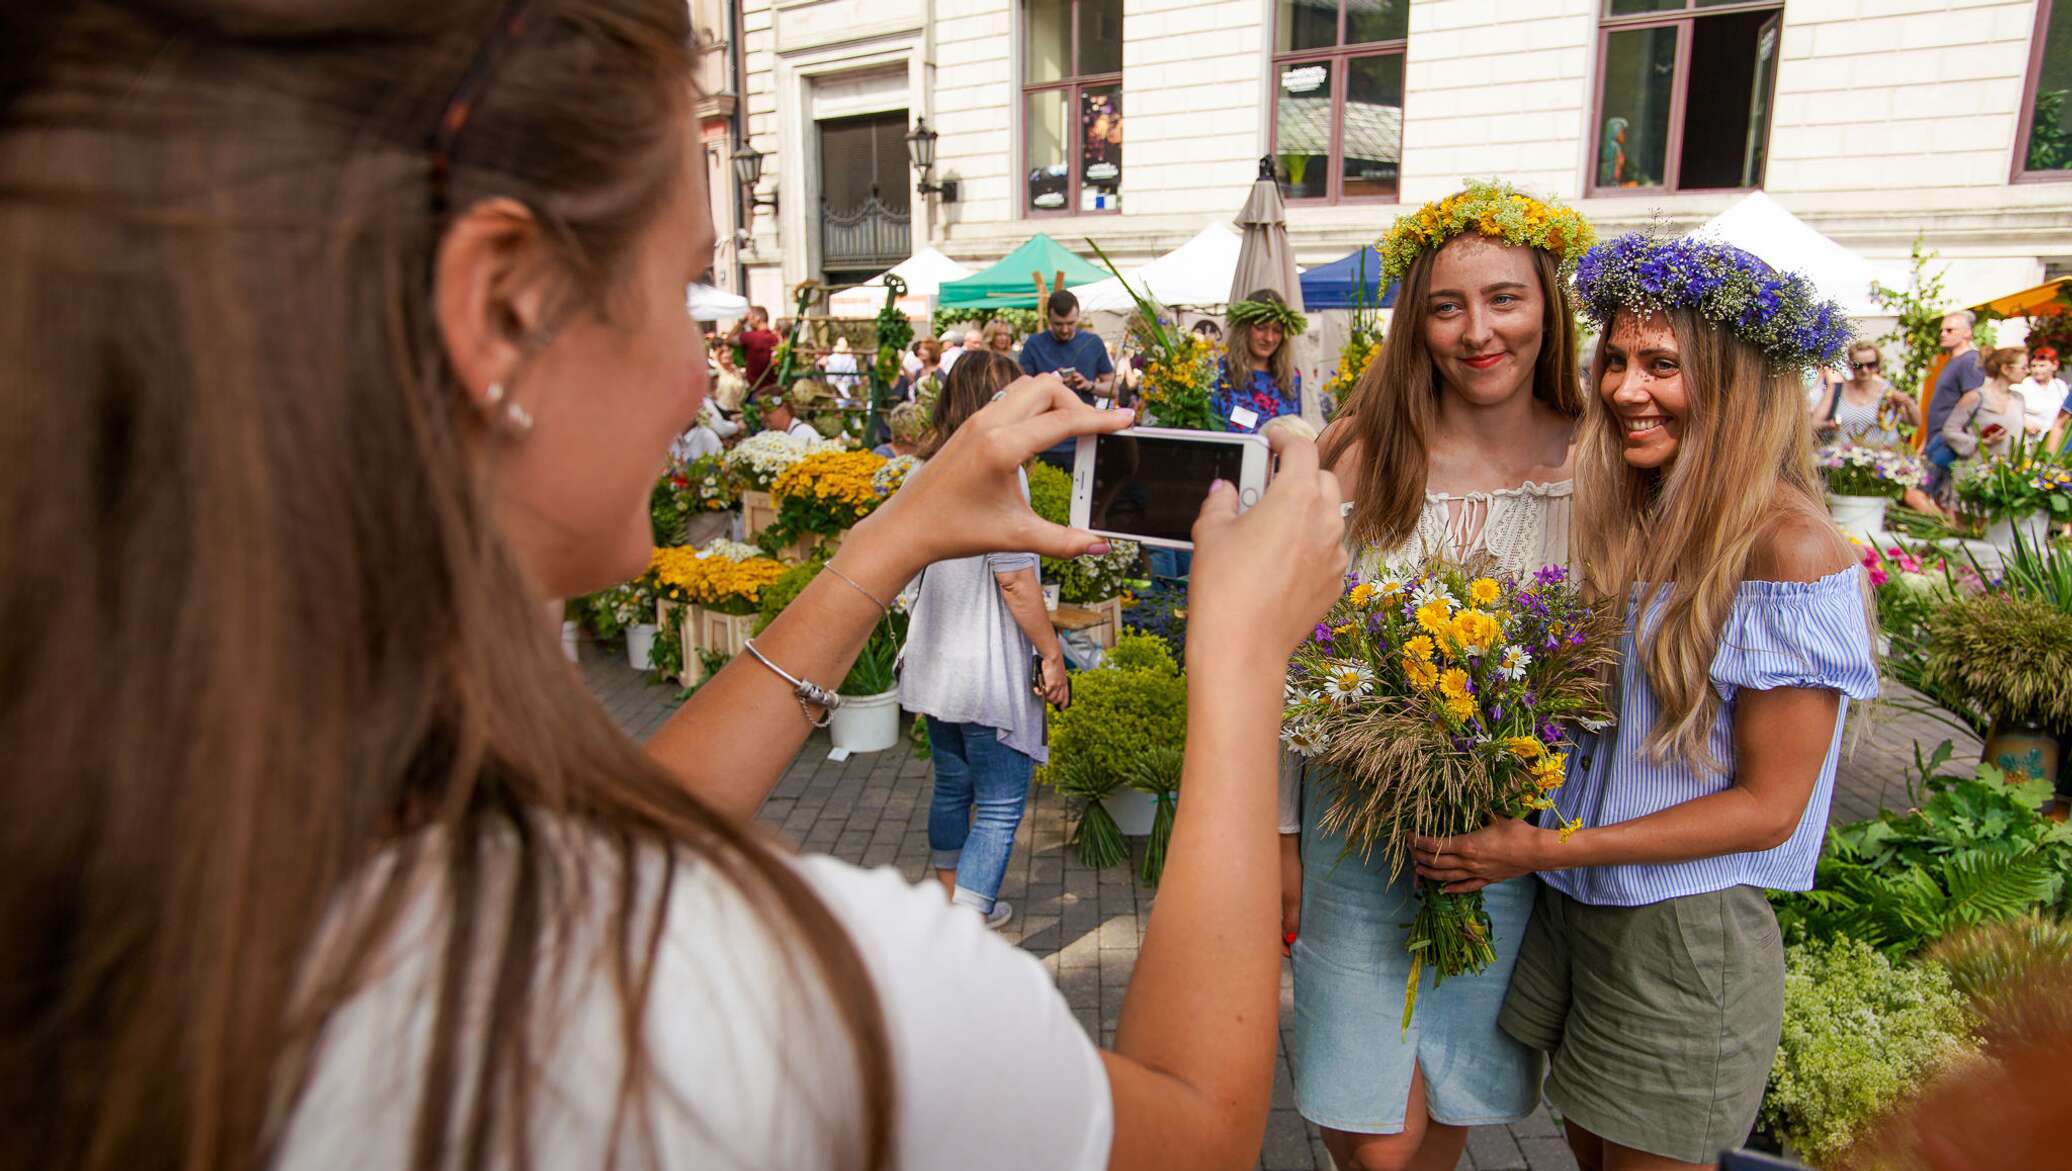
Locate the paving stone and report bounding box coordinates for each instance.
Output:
[1260,1110,1315,1171]
[1466,1124,1526,1170]
[1513,1138,1580,1171]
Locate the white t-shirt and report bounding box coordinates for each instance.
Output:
[672,425,723,463]
[784,419,823,443]
[277,832,1111,1171]
[939,347,967,376]
[2014,376,2069,432]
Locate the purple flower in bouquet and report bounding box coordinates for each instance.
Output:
[1534,565,1569,587]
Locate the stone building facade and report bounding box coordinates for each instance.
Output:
[699,0,2072,317]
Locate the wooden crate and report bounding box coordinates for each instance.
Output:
[1052,594,1123,650]
[740,490,778,538]
[687,608,758,685]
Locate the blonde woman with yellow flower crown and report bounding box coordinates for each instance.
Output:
[1277,182,1595,1171]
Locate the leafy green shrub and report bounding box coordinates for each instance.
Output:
[1759,937,1976,1167]
[1027,458,1072,526]
[1041,658,1187,794]
[1104,631,1178,675]
[754,559,826,634]
[1772,741,2072,958]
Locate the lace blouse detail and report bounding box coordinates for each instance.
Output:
[1353,479,1573,579]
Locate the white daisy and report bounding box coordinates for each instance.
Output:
[1319,661,1377,704]
[1579,717,1612,734]
[1411,579,1455,612]
[1496,646,1533,681]
[1281,721,1329,756]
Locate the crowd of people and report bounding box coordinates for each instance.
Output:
[10,5,2055,1171]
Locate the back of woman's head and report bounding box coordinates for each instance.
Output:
[918,350,1020,458]
[0,4,886,1169]
[1326,242,1581,549]
[1572,306,1823,768]
[1983,346,2028,382]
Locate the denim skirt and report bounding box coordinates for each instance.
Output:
[1290,779,1544,1134]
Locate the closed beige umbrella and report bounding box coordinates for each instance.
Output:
[1230,156,1304,312]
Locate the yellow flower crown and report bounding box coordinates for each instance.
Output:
[1377,180,1596,286]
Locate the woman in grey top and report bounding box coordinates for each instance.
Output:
[1938,346,2029,508]
[899,351,1074,927]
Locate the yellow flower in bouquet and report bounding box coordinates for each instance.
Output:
[1282,559,1619,1027]
[651,545,786,613]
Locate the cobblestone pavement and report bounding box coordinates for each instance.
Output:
[583,647,1977,1171]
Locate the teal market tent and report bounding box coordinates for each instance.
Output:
[936,233,1108,310]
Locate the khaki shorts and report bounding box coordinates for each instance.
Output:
[1498,883,1785,1165]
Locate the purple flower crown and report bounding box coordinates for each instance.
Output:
[1574,233,1851,370]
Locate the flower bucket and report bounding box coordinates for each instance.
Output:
[1107,786,1157,836]
[561,620,580,663]
[625,622,658,671]
[1084,595,1123,650]
[829,689,901,754]
[1985,511,2052,553]
[687,609,756,684]
[1825,493,1889,540]
[1984,716,2059,786]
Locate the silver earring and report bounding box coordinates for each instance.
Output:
[484,381,506,406]
[504,401,534,433]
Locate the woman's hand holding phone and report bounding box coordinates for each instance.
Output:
[1187,433,1346,672]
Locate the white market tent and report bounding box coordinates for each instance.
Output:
[827,247,976,319]
[1690,191,1895,320]
[1068,221,1244,313]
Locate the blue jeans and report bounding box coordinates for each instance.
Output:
[925,717,1035,913]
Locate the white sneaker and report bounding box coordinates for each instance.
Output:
[985,900,1013,930]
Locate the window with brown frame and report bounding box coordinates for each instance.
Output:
[1270,0,1407,204]
[1591,0,1783,194]
[2017,0,2072,179]
[1023,0,1123,215]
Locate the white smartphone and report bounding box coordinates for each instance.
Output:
[1070,427,1272,550]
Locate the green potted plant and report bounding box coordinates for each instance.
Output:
[1814,443,1924,539]
[1923,594,2072,783]
[1041,633,1187,849]
[827,610,907,755]
[1044,541,1143,648]
[1758,936,1976,1166]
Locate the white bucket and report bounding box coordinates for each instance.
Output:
[561,620,580,663]
[625,623,658,671]
[1825,493,1890,541]
[1985,511,2052,553]
[1107,786,1158,837]
[830,689,902,754]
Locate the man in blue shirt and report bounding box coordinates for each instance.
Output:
[1925,310,1984,492]
[1019,290,1115,468]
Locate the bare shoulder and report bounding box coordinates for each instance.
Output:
[1746,502,1854,584]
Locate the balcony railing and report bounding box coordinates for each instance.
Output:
[821,192,910,272]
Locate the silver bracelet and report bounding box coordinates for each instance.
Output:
[822,561,891,612]
[743,638,843,727]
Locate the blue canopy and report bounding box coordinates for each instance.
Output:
[1298,245,1397,310]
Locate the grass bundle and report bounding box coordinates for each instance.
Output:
[1922,593,2072,728]
[1127,746,1183,886]
[1051,754,1128,870]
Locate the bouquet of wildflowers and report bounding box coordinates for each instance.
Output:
[1953,442,2072,521]
[873,453,918,498]
[1086,237,1221,431]
[679,453,739,511]
[1282,561,1619,1024]
[1816,443,1926,500]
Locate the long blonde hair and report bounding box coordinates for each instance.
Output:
[1572,307,1826,770]
[1324,245,1582,549]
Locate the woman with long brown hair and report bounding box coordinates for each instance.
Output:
[1413,234,1878,1170]
[1279,182,1595,1171]
[0,4,1350,1171]
[1213,289,1306,433]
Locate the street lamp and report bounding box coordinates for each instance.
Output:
[905,118,958,203]
[734,140,777,217]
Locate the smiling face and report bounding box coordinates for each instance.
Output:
[488,111,712,596]
[1598,312,1690,470]
[1247,320,1284,363]
[1423,235,1545,407]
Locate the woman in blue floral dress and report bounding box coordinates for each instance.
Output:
[1214,289,1305,433]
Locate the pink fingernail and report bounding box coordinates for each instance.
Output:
[1087,542,1112,555]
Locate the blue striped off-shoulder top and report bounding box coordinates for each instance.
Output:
[1538,565,1881,907]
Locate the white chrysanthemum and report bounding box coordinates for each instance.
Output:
[1496,645,1533,681]
[1281,721,1329,756]
[1319,661,1376,704]
[696,538,761,563]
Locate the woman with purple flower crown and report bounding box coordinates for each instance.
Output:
[1277,182,1596,1171]
[1413,234,1878,1171]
